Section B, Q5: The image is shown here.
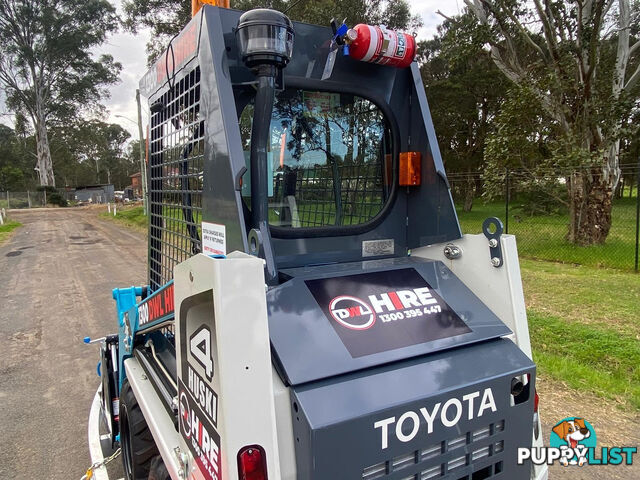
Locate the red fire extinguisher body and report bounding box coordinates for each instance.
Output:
[348,24,416,68]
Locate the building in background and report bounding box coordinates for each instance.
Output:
[127,172,142,199]
[73,184,115,203]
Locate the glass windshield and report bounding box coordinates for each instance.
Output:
[240,89,393,228]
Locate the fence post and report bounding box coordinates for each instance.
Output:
[6,191,9,209]
[0,209,3,225]
[43,189,47,206]
[635,157,640,273]
[505,168,510,234]
[27,190,31,208]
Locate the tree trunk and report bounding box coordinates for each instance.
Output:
[34,104,55,187]
[566,170,614,245]
[463,175,475,212]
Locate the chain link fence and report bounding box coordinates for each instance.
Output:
[0,191,50,209]
[0,189,109,208]
[448,164,640,272]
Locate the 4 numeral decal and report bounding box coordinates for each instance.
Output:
[189,325,214,380]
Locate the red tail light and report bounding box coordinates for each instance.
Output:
[237,445,268,480]
[534,389,539,413]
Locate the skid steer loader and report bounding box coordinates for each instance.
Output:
[87,3,548,480]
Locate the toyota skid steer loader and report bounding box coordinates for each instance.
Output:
[86,4,548,480]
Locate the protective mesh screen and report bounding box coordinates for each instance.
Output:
[272,163,386,227]
[149,66,204,293]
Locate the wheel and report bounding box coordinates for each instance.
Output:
[148,455,171,480]
[119,380,159,480]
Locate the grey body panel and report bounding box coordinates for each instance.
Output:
[199,9,250,253]
[291,338,535,479]
[268,257,511,386]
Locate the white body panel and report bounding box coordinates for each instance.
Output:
[125,357,184,478]
[128,238,546,480]
[413,233,548,480]
[173,252,281,480]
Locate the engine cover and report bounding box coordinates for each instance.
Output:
[291,338,535,479]
[268,257,512,385]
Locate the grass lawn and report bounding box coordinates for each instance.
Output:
[521,259,640,410]
[100,205,148,232]
[459,198,640,408]
[0,219,22,245]
[457,198,639,270]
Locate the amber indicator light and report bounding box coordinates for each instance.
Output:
[399,151,421,186]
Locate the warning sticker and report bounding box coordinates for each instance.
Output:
[305,268,471,358]
[202,222,226,256]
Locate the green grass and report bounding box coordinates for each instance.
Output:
[100,206,148,232]
[521,259,640,335]
[529,312,640,409]
[521,260,640,410]
[457,198,639,270]
[0,219,22,244]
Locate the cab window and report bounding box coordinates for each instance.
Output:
[240,89,393,228]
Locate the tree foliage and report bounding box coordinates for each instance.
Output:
[52,121,133,188]
[418,12,509,211]
[465,0,640,245]
[0,124,35,190]
[0,121,133,190]
[123,0,421,64]
[0,0,121,186]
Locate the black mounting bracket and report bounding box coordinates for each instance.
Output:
[482,217,504,268]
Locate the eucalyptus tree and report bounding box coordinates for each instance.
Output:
[0,0,121,186]
[465,0,640,244]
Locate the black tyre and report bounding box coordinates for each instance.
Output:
[120,380,159,480]
[148,455,171,480]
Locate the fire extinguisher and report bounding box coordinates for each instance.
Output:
[345,24,417,68]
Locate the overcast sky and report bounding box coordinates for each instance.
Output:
[1,1,464,139]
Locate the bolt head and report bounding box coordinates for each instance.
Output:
[489,238,498,248]
[443,243,462,260]
[491,257,501,267]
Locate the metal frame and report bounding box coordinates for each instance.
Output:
[141,6,463,280]
[148,66,205,292]
[125,357,184,478]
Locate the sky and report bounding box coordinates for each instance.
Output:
[1,1,464,140]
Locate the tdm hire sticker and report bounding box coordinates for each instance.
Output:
[305,268,471,358]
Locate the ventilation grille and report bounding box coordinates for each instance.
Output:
[362,420,505,480]
[149,66,204,293]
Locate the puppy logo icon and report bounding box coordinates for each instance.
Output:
[519,416,636,466]
[550,417,597,466]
